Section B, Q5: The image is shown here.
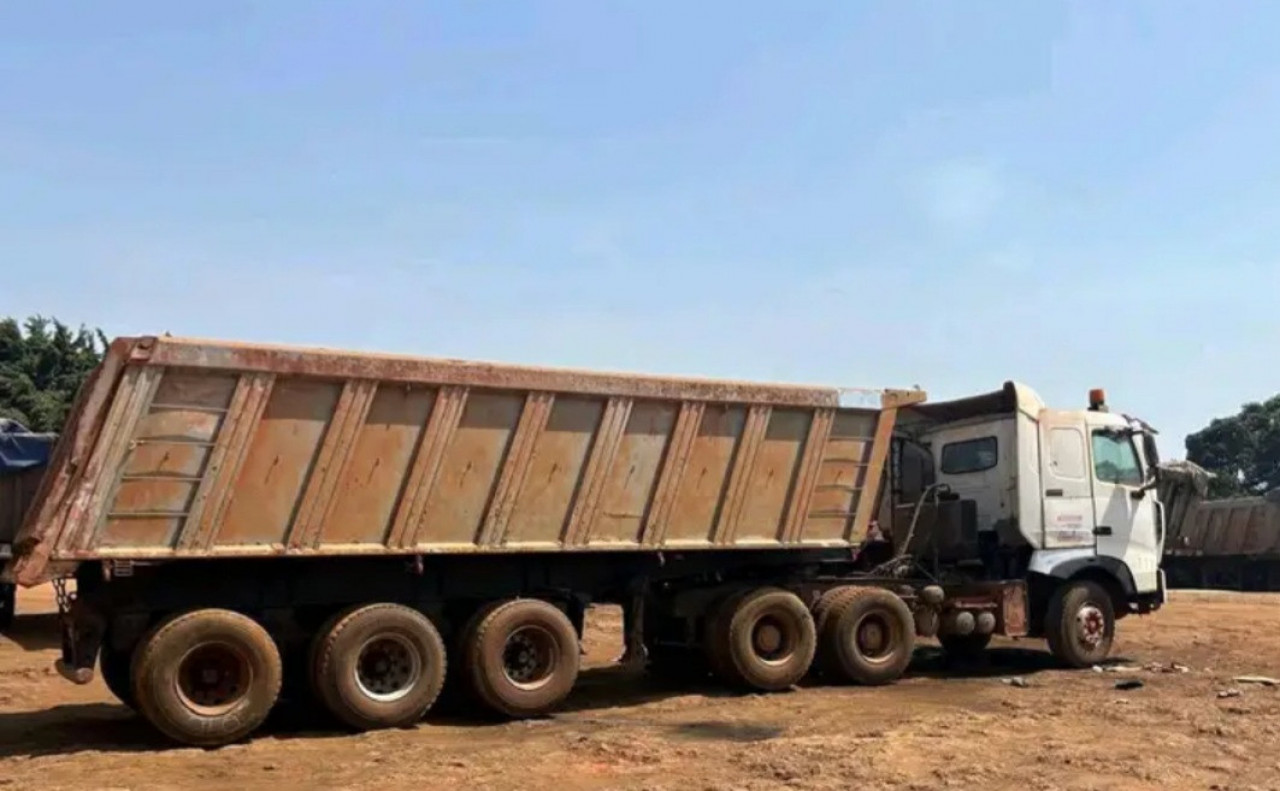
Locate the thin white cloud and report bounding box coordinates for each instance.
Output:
[913,159,1005,235]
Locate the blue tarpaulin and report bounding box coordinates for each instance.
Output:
[0,420,58,475]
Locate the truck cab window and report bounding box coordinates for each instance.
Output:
[1091,431,1143,487]
[940,436,998,475]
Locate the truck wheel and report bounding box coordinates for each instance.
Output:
[709,587,816,692]
[703,588,752,684]
[939,633,991,662]
[1044,580,1115,668]
[132,608,282,747]
[818,587,915,685]
[99,642,136,709]
[464,598,580,718]
[311,603,447,731]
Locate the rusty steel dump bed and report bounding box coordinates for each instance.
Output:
[4,336,924,586]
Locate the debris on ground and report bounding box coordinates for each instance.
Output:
[1096,664,1143,674]
[1217,689,1243,699]
[1232,676,1280,687]
[1002,677,1031,688]
[1115,679,1145,691]
[1093,661,1190,674]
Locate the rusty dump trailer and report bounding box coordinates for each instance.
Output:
[1163,490,1280,591]
[3,335,1036,747]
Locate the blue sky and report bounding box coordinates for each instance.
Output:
[2,2,1278,456]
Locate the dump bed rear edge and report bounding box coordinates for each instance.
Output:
[5,338,140,585]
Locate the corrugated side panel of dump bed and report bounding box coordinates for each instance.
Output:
[6,336,924,585]
[1167,496,1280,558]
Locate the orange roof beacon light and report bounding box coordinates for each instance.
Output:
[1089,388,1107,412]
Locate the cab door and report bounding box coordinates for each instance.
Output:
[1038,411,1096,548]
[1086,419,1161,594]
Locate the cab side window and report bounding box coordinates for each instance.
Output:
[1090,431,1143,487]
[940,436,998,475]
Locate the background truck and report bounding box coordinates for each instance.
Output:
[1162,484,1280,591]
[2,335,1172,747]
[0,419,58,629]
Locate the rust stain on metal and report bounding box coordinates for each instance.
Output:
[561,397,632,547]
[288,379,378,549]
[714,405,772,545]
[76,365,164,551]
[482,391,555,547]
[390,386,466,549]
[849,407,900,543]
[641,402,704,546]
[141,336,841,407]
[178,373,275,550]
[781,409,833,544]
[2,334,930,585]
[321,384,437,547]
[592,401,675,545]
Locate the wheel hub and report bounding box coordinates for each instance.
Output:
[1076,605,1106,647]
[356,635,421,702]
[502,626,557,688]
[857,617,888,657]
[178,642,250,714]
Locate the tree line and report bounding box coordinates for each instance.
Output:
[0,314,1276,499]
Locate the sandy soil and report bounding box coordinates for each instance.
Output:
[1,586,1278,791]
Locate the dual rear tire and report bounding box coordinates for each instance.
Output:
[458,598,580,718]
[309,603,448,731]
[698,585,915,692]
[130,609,283,747]
[813,586,916,685]
[704,587,816,691]
[120,597,582,746]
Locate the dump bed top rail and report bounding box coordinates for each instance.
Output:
[4,336,925,586]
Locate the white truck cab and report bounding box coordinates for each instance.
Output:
[892,382,1166,666]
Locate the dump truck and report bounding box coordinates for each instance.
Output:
[1163,486,1280,591]
[1,335,1172,747]
[0,420,59,629]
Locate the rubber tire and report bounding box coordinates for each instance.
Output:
[1044,580,1115,668]
[311,603,447,731]
[132,609,282,747]
[463,599,580,719]
[99,641,136,709]
[812,585,860,673]
[818,587,915,686]
[939,633,992,662]
[701,586,808,691]
[727,586,814,691]
[703,588,752,685]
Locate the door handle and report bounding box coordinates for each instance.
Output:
[1094,525,1113,536]
[1045,489,1064,497]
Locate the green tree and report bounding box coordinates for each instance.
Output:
[0,316,108,433]
[1185,394,1280,499]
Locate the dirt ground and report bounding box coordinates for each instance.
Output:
[1,587,1278,791]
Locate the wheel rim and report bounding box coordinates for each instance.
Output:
[751,614,795,664]
[176,641,252,716]
[1075,604,1107,648]
[851,612,896,664]
[355,634,422,703]
[502,625,559,690]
